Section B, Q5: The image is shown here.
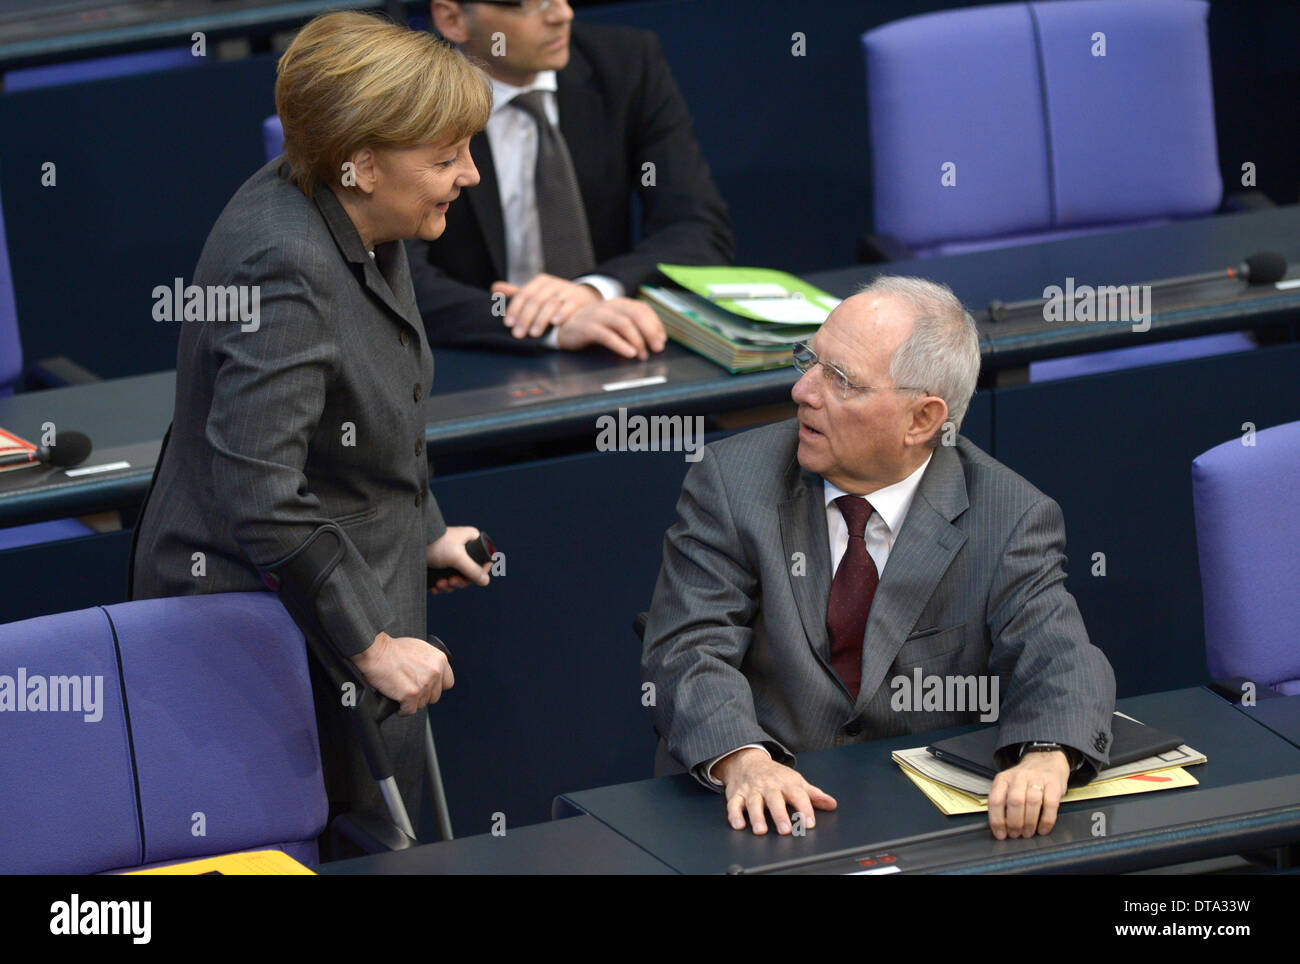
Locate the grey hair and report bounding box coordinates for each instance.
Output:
[858,275,981,444]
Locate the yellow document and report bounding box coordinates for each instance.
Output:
[897,760,1201,816]
[125,849,315,875]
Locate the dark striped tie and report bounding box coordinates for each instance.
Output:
[509,90,597,279]
[827,495,879,698]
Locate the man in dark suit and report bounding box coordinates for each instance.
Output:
[642,276,1117,840]
[410,0,734,356]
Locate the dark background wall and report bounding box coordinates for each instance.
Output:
[1,0,1297,380]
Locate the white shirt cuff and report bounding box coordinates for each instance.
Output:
[541,327,560,350]
[574,273,625,302]
[704,743,770,787]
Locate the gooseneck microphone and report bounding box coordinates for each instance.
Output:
[0,430,93,469]
[1233,251,1288,285]
[987,251,1289,321]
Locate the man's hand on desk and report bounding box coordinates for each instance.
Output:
[554,299,666,360]
[492,274,600,338]
[987,750,1070,840]
[713,747,838,835]
[491,273,666,358]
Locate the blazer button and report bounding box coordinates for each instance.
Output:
[399,329,411,348]
[843,719,863,737]
[415,438,424,457]
[415,489,424,507]
[413,383,423,402]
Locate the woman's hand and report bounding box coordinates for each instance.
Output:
[426,525,492,594]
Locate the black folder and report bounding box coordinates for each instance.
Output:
[925,713,1184,785]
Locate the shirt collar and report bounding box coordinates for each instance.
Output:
[824,453,934,535]
[489,70,559,117]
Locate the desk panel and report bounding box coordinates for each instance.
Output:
[556,688,1300,875]
[315,814,673,876]
[993,342,1300,696]
[1236,695,1300,752]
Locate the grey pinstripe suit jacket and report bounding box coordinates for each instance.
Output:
[130,159,445,659]
[642,419,1116,787]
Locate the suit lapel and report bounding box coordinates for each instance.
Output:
[777,460,839,691]
[465,132,507,279]
[313,184,423,334]
[854,444,970,713]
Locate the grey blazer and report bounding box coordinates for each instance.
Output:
[642,419,1116,786]
[130,159,446,660]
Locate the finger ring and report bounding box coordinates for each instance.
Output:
[1029,784,1044,792]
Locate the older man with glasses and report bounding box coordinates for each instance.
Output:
[641,275,1116,841]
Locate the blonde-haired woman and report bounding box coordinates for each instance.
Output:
[131,12,492,852]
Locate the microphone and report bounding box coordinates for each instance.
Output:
[0,430,92,469]
[987,251,1289,321]
[1235,251,1287,285]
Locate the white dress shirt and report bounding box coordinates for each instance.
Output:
[485,73,623,349]
[703,454,934,785]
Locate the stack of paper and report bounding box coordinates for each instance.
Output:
[0,427,37,474]
[640,265,840,373]
[124,849,315,875]
[891,742,1207,816]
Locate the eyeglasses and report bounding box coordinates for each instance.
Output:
[470,0,556,14]
[792,342,927,401]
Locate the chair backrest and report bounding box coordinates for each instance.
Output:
[862,0,1222,256]
[263,115,285,163]
[0,174,22,397]
[0,592,328,873]
[1192,419,1300,694]
[3,47,202,92]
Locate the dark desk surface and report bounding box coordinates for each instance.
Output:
[1236,695,1300,752]
[556,688,1300,875]
[0,345,795,525]
[812,203,1300,369]
[3,205,1298,527]
[814,203,1300,309]
[314,813,673,876]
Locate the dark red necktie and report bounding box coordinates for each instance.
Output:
[827,495,879,698]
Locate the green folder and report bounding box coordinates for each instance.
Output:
[641,265,840,373]
[655,265,841,323]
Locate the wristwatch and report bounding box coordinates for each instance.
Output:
[1020,741,1083,771]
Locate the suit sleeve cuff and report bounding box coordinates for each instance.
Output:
[423,483,446,547]
[702,743,770,787]
[574,273,625,301]
[314,552,398,659]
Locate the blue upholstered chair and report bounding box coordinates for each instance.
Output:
[0,174,97,547]
[0,170,25,400]
[860,0,1256,380]
[263,114,285,162]
[1192,420,1300,696]
[3,47,201,92]
[0,593,330,873]
[861,0,1224,257]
